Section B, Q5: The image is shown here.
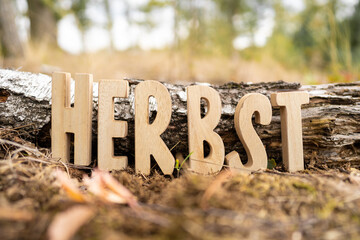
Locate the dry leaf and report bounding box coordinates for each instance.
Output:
[83,171,126,204]
[48,205,95,240]
[84,170,138,208]
[200,170,232,209]
[55,169,138,208]
[54,170,88,203]
[0,207,34,221]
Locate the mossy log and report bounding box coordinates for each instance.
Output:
[1,69,359,168]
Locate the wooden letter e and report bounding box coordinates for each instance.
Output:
[98,79,129,171]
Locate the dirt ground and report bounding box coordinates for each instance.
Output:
[1,127,360,240]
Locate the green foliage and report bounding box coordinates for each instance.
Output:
[267,158,276,170]
[264,0,358,80]
[141,0,172,12]
[175,152,193,178]
[265,32,306,69]
[211,0,270,56]
[12,0,360,80]
[136,0,360,80]
[71,0,91,31]
[349,1,360,64]
[40,0,66,20]
[137,0,173,29]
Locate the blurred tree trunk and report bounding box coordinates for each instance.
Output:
[27,0,58,46]
[71,0,90,53]
[350,1,360,50]
[0,0,24,61]
[104,0,114,51]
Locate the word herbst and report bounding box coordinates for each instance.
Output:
[51,72,309,175]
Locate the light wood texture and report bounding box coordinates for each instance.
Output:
[226,93,272,173]
[6,69,360,170]
[98,79,129,171]
[51,72,93,166]
[271,92,309,172]
[135,80,175,175]
[187,85,225,174]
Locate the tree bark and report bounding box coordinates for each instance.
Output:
[1,69,360,168]
[0,0,24,60]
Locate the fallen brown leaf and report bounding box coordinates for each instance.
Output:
[55,169,139,209]
[84,170,139,208]
[47,205,95,240]
[54,170,88,203]
[0,207,34,221]
[200,170,232,209]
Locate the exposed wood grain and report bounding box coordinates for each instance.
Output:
[135,80,175,175]
[271,92,309,172]
[51,72,93,166]
[226,93,272,173]
[98,79,129,171]
[187,85,224,174]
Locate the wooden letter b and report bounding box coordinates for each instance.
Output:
[187,85,224,174]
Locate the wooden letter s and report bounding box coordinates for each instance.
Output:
[225,93,272,173]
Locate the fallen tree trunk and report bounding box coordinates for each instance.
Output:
[1,69,359,168]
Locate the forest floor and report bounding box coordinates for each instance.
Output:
[1,128,360,240]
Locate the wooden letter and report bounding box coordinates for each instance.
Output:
[51,72,93,165]
[187,85,224,174]
[225,93,272,173]
[98,79,129,171]
[271,91,309,172]
[135,80,175,175]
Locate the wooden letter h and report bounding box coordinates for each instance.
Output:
[51,72,93,166]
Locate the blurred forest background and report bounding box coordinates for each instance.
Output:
[0,0,359,84]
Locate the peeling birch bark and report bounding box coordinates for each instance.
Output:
[1,69,360,168]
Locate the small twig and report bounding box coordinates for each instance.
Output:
[141,173,148,180]
[59,160,70,178]
[0,139,44,157]
[14,157,51,165]
[169,141,181,152]
[10,123,36,131]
